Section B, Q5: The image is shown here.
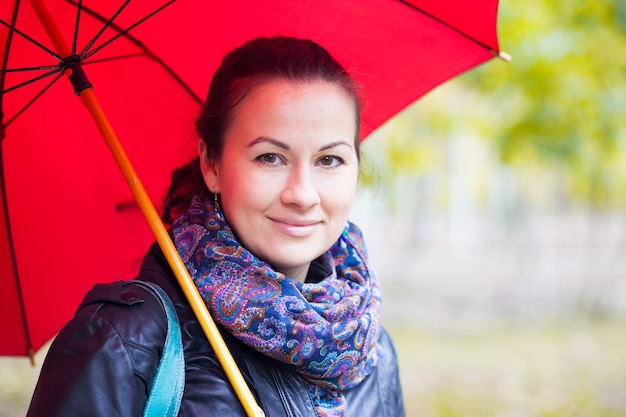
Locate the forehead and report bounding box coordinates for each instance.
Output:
[241,78,355,110]
[228,79,357,137]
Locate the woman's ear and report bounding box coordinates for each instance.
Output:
[198,140,221,193]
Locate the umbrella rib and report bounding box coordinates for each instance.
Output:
[0,19,63,62]
[0,146,35,360]
[80,0,175,61]
[1,65,60,73]
[75,0,131,58]
[2,71,64,128]
[82,52,150,64]
[0,68,62,95]
[68,0,202,105]
[71,0,83,57]
[0,0,18,132]
[0,2,35,358]
[397,0,502,57]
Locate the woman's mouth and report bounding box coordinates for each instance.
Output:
[269,218,321,237]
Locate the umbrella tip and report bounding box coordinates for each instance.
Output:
[29,348,36,367]
[497,50,512,62]
[489,48,511,62]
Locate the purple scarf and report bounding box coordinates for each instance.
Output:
[171,195,382,416]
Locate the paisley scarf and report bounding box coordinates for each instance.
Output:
[171,195,382,416]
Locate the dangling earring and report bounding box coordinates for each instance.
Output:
[214,192,220,212]
[213,192,224,221]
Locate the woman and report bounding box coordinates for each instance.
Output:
[27,36,405,417]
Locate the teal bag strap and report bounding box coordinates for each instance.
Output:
[135,281,185,417]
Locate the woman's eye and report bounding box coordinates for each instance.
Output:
[256,153,282,165]
[318,155,343,167]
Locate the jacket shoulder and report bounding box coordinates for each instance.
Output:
[343,327,405,417]
[76,280,169,362]
[27,280,168,416]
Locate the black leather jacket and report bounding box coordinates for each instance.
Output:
[27,243,405,416]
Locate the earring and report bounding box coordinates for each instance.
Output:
[213,192,225,221]
[213,192,220,213]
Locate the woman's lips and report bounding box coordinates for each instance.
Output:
[269,217,321,237]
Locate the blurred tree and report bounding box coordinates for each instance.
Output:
[362,0,626,208]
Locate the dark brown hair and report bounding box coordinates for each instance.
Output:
[162,36,362,224]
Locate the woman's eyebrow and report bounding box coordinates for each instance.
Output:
[247,136,290,150]
[247,137,352,152]
[319,141,352,151]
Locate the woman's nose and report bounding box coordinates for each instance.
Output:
[280,165,321,208]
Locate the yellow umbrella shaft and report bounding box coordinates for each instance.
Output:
[28,1,263,415]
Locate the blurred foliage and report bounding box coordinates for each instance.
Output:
[361,0,626,208]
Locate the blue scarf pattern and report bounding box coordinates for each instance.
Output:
[171,195,382,416]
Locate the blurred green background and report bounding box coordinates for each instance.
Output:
[2,1,625,416]
[351,0,626,415]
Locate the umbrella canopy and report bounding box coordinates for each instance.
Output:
[1,0,506,359]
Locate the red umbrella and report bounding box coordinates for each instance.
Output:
[1,0,507,369]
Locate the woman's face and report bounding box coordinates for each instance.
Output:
[200,79,359,282]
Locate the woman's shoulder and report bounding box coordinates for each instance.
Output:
[73,280,170,377]
[76,279,168,335]
[27,280,168,416]
[343,326,406,417]
[377,327,401,371]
